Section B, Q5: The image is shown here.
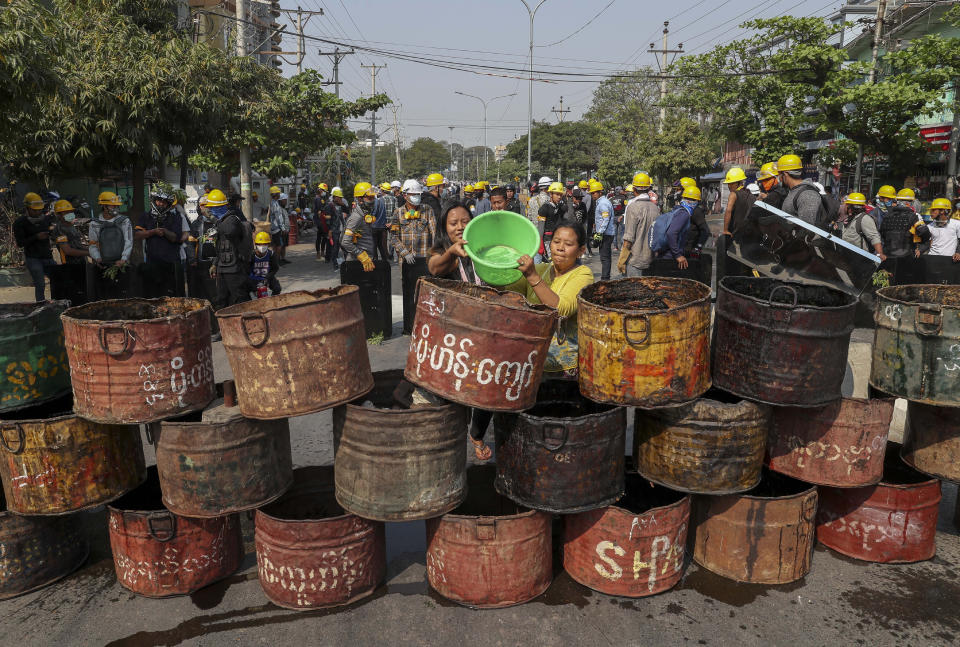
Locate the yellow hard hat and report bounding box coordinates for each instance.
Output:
[547,182,565,194]
[876,185,897,200]
[269,185,281,195]
[723,167,747,184]
[53,199,74,214]
[844,192,867,206]
[23,192,43,209]
[331,187,344,198]
[588,179,604,193]
[254,231,272,244]
[678,177,697,188]
[931,198,952,211]
[632,172,652,188]
[379,182,391,191]
[896,188,915,201]
[464,184,474,192]
[98,191,122,206]
[776,154,802,172]
[578,180,589,189]
[354,182,374,198]
[295,207,302,213]
[756,162,779,181]
[206,189,228,207]
[682,186,702,201]
[425,173,444,187]
[625,184,633,193]
[317,182,329,192]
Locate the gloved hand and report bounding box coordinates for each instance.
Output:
[357,250,374,272]
[617,247,631,274]
[403,252,416,265]
[593,232,603,245]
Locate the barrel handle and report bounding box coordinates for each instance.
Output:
[475,518,496,541]
[554,315,567,345]
[767,284,799,309]
[98,325,132,357]
[539,423,568,452]
[623,314,650,346]
[0,424,25,454]
[915,305,942,336]
[240,312,269,347]
[147,512,177,542]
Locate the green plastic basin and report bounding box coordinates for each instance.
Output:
[463,211,540,286]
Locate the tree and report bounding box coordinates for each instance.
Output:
[505,121,600,179]
[403,137,450,178]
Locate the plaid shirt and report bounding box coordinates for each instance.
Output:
[377,194,397,228]
[390,203,437,259]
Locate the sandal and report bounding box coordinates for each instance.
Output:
[471,437,492,462]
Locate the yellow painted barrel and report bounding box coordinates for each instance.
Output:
[578,278,711,408]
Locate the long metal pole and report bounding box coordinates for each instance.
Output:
[854,0,887,192]
[520,1,548,183]
[455,91,516,181]
[947,81,960,200]
[448,126,454,180]
[236,0,253,220]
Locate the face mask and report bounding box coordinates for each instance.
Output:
[361,200,374,212]
[407,194,422,206]
[255,245,269,255]
[683,199,698,209]
[63,213,76,222]
[210,205,229,220]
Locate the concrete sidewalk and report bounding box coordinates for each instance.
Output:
[1,236,958,646]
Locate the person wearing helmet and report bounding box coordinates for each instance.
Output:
[249,231,282,297]
[526,177,552,257]
[422,172,445,229]
[341,182,378,272]
[915,198,960,261]
[589,179,615,280]
[776,154,822,226]
[88,191,134,298]
[648,185,702,279]
[208,189,253,307]
[720,167,752,237]
[840,192,885,260]
[323,187,348,267]
[13,192,55,302]
[273,192,292,264]
[136,185,184,298]
[390,180,402,200]
[475,183,492,216]
[872,185,897,227]
[47,199,90,303]
[570,188,587,224]
[754,162,786,208]
[618,173,659,278]
[461,184,477,215]
[880,187,924,262]
[390,180,437,266]
[505,184,523,214]
[375,182,397,262]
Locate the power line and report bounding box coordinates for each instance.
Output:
[536,0,618,48]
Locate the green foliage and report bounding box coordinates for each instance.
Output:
[255,156,297,180]
[505,121,600,179]
[0,0,56,120]
[404,138,451,178]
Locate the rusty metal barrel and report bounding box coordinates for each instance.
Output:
[155,402,293,518]
[405,278,556,411]
[691,470,818,584]
[332,370,468,521]
[255,466,385,609]
[426,466,552,608]
[871,285,960,406]
[817,443,941,563]
[713,277,856,407]
[563,470,690,597]
[492,379,626,513]
[107,467,242,598]
[901,401,960,483]
[0,301,72,413]
[767,397,894,487]
[217,287,374,419]
[578,278,711,408]
[62,298,215,424]
[0,489,88,599]
[633,389,768,494]
[0,393,145,515]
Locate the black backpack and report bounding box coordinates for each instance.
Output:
[795,184,841,229]
[98,216,127,263]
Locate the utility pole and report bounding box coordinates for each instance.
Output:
[648,21,683,133]
[389,104,402,176]
[519,1,548,183]
[448,126,455,181]
[854,0,887,193]
[236,0,253,220]
[551,96,570,123]
[318,47,354,188]
[362,63,386,182]
[948,81,960,200]
[274,7,324,73]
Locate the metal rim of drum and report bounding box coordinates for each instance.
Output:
[0,301,72,414]
[577,277,712,409]
[216,287,375,417]
[419,277,556,318]
[0,508,89,600]
[715,277,855,408]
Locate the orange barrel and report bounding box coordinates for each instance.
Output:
[62,298,215,424]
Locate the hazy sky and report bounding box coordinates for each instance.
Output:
[283,0,846,149]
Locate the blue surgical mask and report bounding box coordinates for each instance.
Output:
[682,199,698,209]
[63,213,76,222]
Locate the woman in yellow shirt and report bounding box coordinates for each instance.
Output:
[511,222,594,378]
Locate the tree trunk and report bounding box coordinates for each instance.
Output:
[179,149,189,189]
[131,160,146,216]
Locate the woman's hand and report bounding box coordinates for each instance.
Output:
[517,254,537,278]
[447,239,469,258]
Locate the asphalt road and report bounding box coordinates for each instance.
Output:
[1,234,958,646]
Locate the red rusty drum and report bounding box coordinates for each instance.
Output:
[405,278,556,411]
[692,470,817,584]
[901,401,960,483]
[426,466,552,608]
[564,470,690,597]
[62,298,215,424]
[107,468,242,597]
[255,466,385,610]
[767,397,894,487]
[817,444,941,563]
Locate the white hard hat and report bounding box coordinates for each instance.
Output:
[279,192,288,200]
[812,181,827,195]
[402,179,423,194]
[746,182,760,196]
[390,180,401,188]
[538,176,552,187]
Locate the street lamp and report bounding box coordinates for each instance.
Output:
[519,0,548,183]
[454,91,517,179]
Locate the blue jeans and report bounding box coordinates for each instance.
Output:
[25,257,55,302]
[616,220,625,248]
[599,234,614,281]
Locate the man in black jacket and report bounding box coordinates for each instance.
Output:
[13,192,54,302]
[210,193,253,309]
